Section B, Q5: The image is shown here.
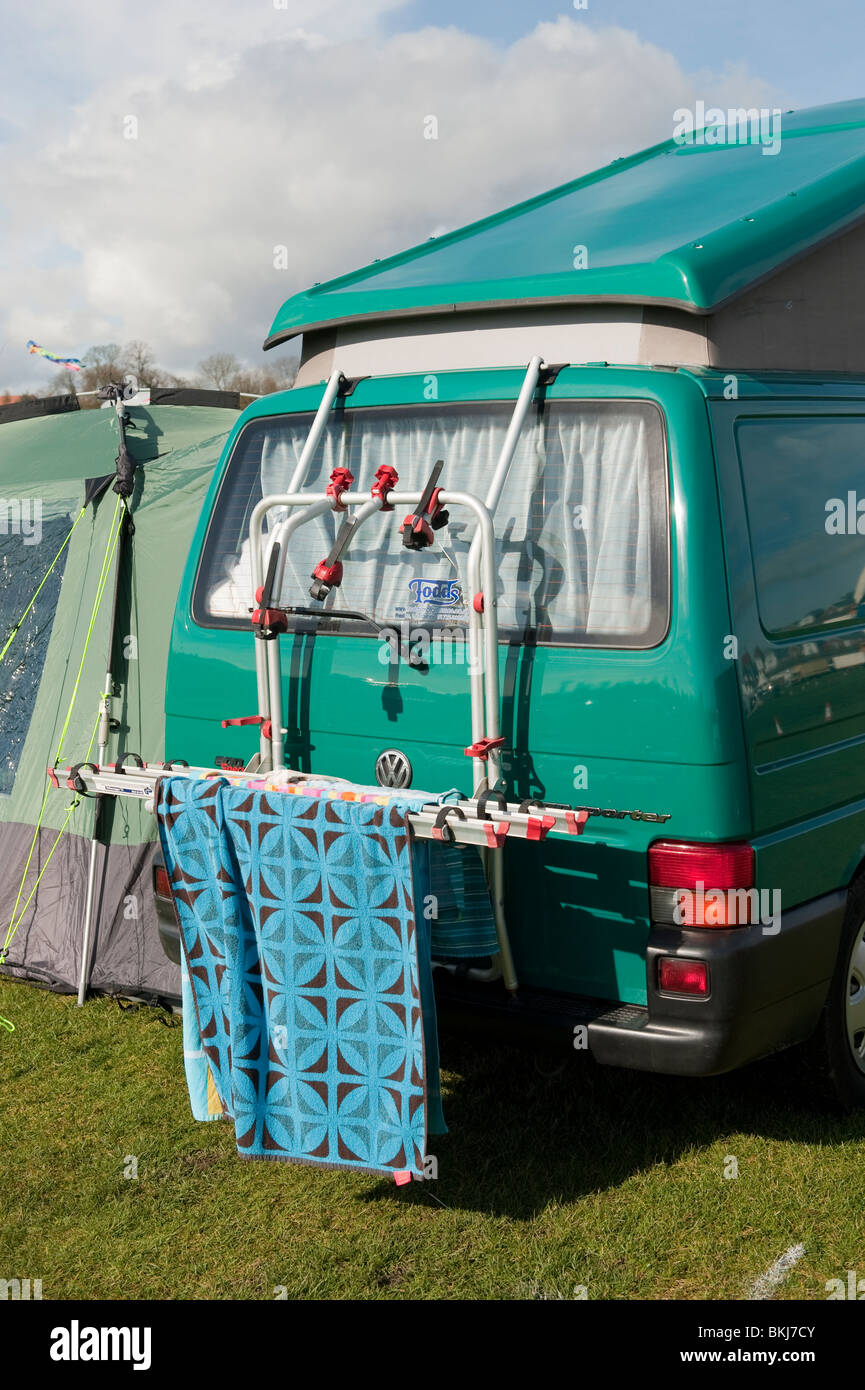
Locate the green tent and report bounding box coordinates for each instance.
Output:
[0,400,237,1002]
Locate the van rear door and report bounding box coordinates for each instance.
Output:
[168,369,748,1006]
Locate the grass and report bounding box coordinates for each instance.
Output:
[1,976,864,1301]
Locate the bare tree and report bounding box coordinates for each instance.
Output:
[27,342,297,408]
[198,352,241,390]
[121,340,158,386]
[81,343,124,386]
[49,368,81,397]
[271,355,299,388]
[228,356,299,397]
[153,370,192,390]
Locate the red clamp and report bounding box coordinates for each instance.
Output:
[47,767,60,789]
[472,593,484,613]
[401,460,449,551]
[518,797,557,841]
[326,467,354,511]
[311,558,343,589]
[475,788,510,847]
[372,465,399,510]
[222,715,273,740]
[565,810,589,836]
[482,821,510,848]
[526,814,556,841]
[464,735,506,759]
[402,488,447,549]
[251,585,288,637]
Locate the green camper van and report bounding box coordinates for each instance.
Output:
[156,100,865,1107]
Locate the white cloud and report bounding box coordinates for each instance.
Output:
[0,9,784,389]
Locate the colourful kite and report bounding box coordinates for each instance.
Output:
[26,340,84,370]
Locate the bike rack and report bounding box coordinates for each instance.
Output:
[48,360,566,996]
[247,486,502,783]
[49,759,596,996]
[234,358,552,991]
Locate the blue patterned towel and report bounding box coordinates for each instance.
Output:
[180,959,225,1123]
[157,777,445,1178]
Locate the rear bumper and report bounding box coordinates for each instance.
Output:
[435,888,848,1077]
[154,851,847,1077]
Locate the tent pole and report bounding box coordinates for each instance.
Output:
[77,666,114,1006]
[77,388,134,1006]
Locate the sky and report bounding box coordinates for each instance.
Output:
[0,0,862,391]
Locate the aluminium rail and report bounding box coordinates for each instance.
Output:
[50,760,590,846]
[48,760,593,995]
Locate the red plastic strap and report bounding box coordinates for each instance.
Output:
[464,735,506,759]
[483,820,510,848]
[372,464,399,510]
[526,814,556,842]
[326,467,355,510]
[47,767,59,789]
[565,810,589,836]
[472,592,484,614]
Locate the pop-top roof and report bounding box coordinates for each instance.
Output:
[265,99,865,349]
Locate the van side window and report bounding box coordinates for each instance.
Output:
[193,400,669,649]
[736,417,865,638]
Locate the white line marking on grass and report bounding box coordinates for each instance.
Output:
[749,1243,805,1300]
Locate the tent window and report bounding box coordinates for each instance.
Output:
[0,512,72,796]
[193,400,669,649]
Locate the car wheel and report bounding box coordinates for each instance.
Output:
[807,880,865,1108]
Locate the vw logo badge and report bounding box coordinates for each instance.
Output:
[375,749,413,789]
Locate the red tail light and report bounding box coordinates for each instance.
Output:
[649,840,755,928]
[153,864,173,900]
[658,957,709,995]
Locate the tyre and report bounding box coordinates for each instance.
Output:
[806,879,865,1108]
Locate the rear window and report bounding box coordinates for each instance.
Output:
[193,399,669,648]
[737,416,865,638]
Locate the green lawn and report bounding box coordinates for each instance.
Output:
[1,976,864,1301]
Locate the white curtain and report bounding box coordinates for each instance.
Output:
[204,403,663,643]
